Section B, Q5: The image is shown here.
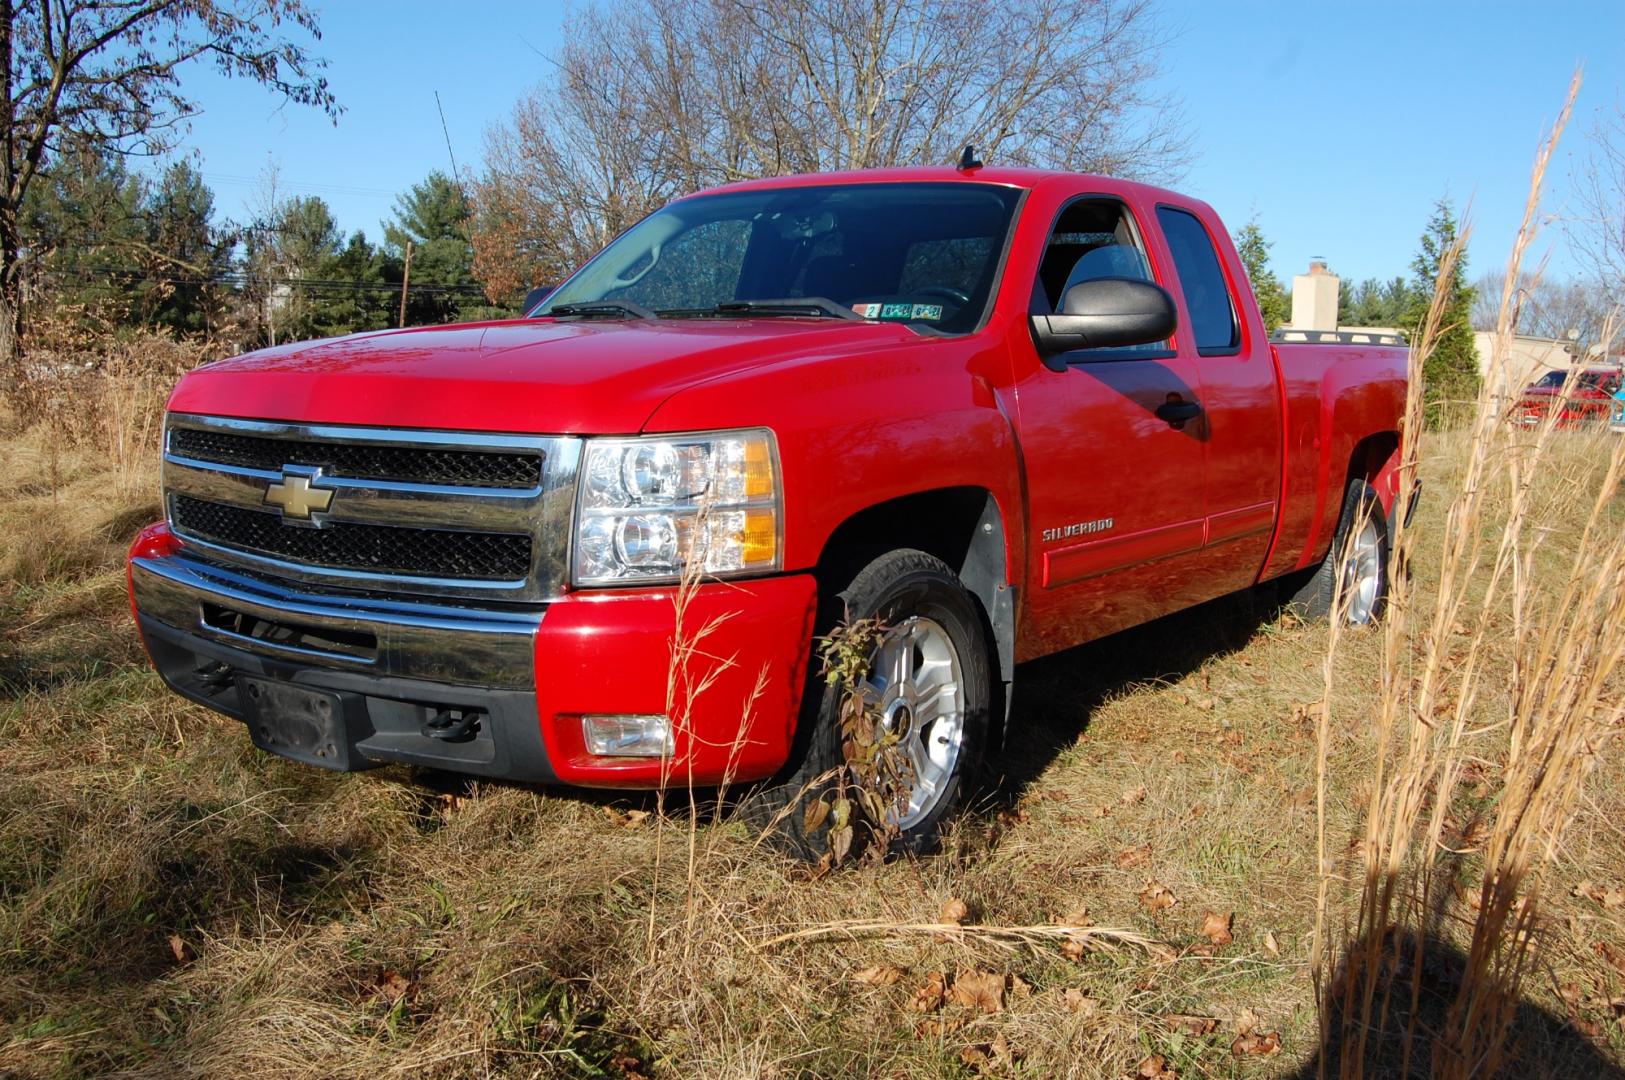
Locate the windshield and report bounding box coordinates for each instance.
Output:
[536,182,1023,334]
[1533,369,1623,392]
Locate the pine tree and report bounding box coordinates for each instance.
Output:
[138,160,232,336]
[1406,199,1479,424]
[383,172,499,324]
[1232,216,1289,333]
[20,144,146,325]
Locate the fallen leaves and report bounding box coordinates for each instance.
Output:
[959,1033,1025,1074]
[1164,1013,1219,1036]
[167,933,195,964]
[909,971,947,1013]
[1061,987,1099,1015]
[1135,1053,1178,1078]
[1598,941,1625,976]
[1573,880,1625,909]
[1197,910,1234,947]
[1120,785,1148,806]
[1230,1009,1281,1057]
[376,969,416,1004]
[602,806,650,828]
[1138,880,1178,913]
[852,964,903,987]
[1263,929,1280,956]
[1231,1030,1282,1057]
[946,969,1006,1014]
[940,897,969,924]
[1116,843,1151,868]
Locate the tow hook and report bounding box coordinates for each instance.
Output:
[194,660,234,691]
[421,708,482,742]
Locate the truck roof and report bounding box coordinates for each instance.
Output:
[685,166,1195,208]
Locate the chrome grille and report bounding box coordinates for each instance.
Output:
[162,414,581,603]
[171,495,534,581]
[169,427,543,488]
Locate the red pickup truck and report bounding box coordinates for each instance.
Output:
[127,167,1407,854]
[1513,366,1622,429]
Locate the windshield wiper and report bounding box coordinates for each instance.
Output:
[705,298,864,321]
[546,301,658,320]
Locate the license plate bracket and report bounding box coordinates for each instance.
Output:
[239,676,376,771]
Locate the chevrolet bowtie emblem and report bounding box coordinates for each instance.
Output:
[264,470,334,520]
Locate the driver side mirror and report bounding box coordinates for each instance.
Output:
[522,284,556,315]
[1029,277,1178,366]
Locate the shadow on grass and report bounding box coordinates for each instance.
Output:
[991,580,1289,799]
[1293,928,1625,1078]
[403,580,1296,840]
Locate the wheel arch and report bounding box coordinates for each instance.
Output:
[1346,430,1401,519]
[813,486,1016,691]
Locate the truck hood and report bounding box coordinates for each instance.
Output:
[168,317,921,434]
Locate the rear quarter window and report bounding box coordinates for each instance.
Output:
[1156,206,1239,355]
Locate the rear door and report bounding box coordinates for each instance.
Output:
[1152,202,1282,598]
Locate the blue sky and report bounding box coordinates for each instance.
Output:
[173,0,1622,287]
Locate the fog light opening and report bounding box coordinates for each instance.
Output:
[582,714,673,758]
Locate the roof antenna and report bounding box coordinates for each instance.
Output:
[957,144,983,171]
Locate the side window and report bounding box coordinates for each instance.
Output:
[1156,207,1239,355]
[1032,198,1165,355]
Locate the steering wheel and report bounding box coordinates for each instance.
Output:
[914,285,971,306]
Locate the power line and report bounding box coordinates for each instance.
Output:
[42,265,493,297]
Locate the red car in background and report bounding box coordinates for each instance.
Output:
[1515,367,1623,428]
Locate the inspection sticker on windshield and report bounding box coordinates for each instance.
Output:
[852,303,943,321]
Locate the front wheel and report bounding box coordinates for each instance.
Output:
[747,549,991,861]
[1287,479,1390,625]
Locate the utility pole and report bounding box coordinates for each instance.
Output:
[398,241,414,328]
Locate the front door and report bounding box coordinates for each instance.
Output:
[1009,194,1214,659]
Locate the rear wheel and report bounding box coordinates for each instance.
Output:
[1287,479,1389,625]
[747,549,991,861]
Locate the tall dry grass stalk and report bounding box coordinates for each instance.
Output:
[4,318,208,499]
[1314,71,1625,1077]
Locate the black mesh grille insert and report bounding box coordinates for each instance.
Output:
[171,495,532,581]
[169,427,542,489]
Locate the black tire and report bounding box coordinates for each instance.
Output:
[745,549,991,861]
[1286,479,1390,625]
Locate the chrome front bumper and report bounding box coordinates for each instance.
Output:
[130,554,541,690]
[130,552,554,780]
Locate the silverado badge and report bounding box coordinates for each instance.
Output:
[264,469,334,520]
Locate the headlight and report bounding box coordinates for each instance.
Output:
[573,429,781,586]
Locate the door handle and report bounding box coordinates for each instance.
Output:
[1155,398,1203,425]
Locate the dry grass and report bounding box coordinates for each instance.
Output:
[2,393,1620,1079]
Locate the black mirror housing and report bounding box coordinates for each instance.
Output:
[1029,277,1178,360]
[522,284,556,315]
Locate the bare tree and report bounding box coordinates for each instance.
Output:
[1556,99,1625,359]
[1567,100,1623,287]
[1470,270,1614,346]
[471,0,1188,301]
[1,0,339,368]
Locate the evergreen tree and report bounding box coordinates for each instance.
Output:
[138,160,232,336]
[1341,276,1413,329]
[1406,199,1479,423]
[310,230,396,338]
[1232,217,1289,332]
[382,171,498,324]
[246,194,343,345]
[20,144,146,324]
